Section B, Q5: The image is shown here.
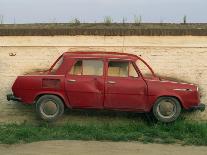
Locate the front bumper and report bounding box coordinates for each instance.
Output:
[7,94,21,102]
[190,103,206,112]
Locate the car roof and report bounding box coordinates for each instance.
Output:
[63,51,139,61]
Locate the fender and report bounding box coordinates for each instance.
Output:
[34,91,71,108]
[147,91,189,112]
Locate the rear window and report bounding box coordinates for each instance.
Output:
[50,56,63,74]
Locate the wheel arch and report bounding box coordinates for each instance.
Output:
[149,95,186,112]
[156,95,183,108]
[34,92,71,108]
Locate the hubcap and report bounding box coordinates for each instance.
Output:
[157,99,176,118]
[40,100,58,116]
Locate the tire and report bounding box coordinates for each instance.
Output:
[36,95,64,121]
[153,97,181,123]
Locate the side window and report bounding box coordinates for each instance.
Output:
[83,60,103,75]
[69,60,103,76]
[136,60,153,78]
[129,63,139,77]
[69,60,82,75]
[108,61,138,77]
[51,56,63,74]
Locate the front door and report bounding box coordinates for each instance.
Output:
[65,59,105,108]
[104,60,147,110]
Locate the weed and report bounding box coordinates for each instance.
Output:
[70,18,81,25]
[0,15,3,24]
[183,15,187,24]
[134,15,142,26]
[104,16,113,25]
[122,17,127,25]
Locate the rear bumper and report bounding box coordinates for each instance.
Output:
[190,103,205,112]
[7,94,21,102]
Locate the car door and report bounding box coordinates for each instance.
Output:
[104,60,147,110]
[65,59,105,108]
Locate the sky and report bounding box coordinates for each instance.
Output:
[0,0,207,24]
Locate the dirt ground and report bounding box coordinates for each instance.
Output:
[0,140,207,155]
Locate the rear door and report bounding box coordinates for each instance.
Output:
[65,59,105,108]
[104,60,147,110]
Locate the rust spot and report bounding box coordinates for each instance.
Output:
[42,79,60,89]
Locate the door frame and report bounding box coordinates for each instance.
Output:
[104,59,148,110]
[65,58,106,108]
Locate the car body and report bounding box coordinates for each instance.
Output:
[7,52,205,122]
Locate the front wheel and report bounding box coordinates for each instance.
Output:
[153,97,181,123]
[36,95,64,121]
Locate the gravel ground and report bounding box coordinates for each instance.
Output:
[0,140,207,155]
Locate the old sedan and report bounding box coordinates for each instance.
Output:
[7,52,205,122]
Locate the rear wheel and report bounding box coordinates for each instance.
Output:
[153,97,181,123]
[36,95,64,121]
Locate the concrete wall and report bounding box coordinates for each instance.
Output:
[0,36,207,122]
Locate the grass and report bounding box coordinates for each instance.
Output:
[0,109,207,145]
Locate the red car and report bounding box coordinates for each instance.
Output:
[7,52,205,122]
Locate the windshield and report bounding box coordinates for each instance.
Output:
[49,55,63,74]
[136,59,155,78]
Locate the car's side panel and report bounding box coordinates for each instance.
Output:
[65,75,105,108]
[104,76,147,110]
[146,80,199,111]
[12,75,71,107]
[104,59,148,111]
[65,58,105,108]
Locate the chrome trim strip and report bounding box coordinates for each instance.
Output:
[161,80,194,85]
[148,80,159,82]
[173,88,192,92]
[108,58,121,60]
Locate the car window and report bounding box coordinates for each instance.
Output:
[108,61,138,77]
[70,60,82,75]
[136,60,153,78]
[129,63,139,77]
[50,56,63,74]
[69,60,103,76]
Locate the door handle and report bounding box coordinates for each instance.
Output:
[68,79,76,82]
[107,81,116,84]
